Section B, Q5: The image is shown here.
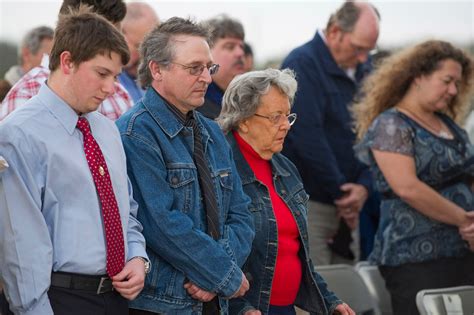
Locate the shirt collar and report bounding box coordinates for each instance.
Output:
[314,30,370,82]
[160,91,195,125]
[317,29,356,77]
[39,83,80,135]
[318,29,328,44]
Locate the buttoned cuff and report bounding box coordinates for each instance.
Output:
[215,264,243,298]
[126,242,149,262]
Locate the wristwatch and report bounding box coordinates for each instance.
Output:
[132,256,151,274]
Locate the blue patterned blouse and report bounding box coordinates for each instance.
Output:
[355,108,474,266]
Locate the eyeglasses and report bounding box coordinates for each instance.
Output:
[254,112,297,126]
[170,62,220,76]
[349,40,378,56]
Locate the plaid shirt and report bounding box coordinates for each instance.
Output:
[0,65,132,121]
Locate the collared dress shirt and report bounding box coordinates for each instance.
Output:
[0,56,133,121]
[0,84,147,315]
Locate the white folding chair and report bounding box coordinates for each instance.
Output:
[416,285,474,315]
[355,261,392,315]
[316,264,380,315]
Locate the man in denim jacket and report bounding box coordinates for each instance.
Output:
[116,17,255,315]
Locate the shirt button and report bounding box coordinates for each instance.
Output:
[295,210,301,216]
[171,177,179,185]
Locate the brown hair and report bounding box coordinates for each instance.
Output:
[49,5,129,71]
[353,40,474,139]
[201,14,244,47]
[59,0,126,25]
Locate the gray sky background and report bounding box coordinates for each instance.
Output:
[0,0,473,63]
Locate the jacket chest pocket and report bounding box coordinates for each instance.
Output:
[167,168,196,213]
[292,189,309,219]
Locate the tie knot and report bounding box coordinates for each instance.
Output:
[76,117,91,135]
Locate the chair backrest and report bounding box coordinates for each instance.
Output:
[316,264,380,315]
[416,285,474,315]
[355,261,392,315]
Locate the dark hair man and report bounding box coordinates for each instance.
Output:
[0,7,148,315]
[197,14,246,119]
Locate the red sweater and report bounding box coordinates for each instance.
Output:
[234,132,302,305]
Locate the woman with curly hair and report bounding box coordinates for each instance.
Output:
[353,40,474,315]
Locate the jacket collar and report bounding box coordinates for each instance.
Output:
[141,87,212,143]
[312,31,372,82]
[226,132,290,185]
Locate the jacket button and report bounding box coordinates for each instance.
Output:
[171,177,179,184]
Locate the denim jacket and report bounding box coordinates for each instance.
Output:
[226,134,342,315]
[116,88,255,314]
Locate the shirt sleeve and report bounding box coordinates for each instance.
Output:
[356,112,415,168]
[0,87,34,121]
[0,130,54,315]
[125,178,148,262]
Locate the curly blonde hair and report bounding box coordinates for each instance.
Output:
[353,40,474,140]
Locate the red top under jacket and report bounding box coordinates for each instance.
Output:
[234,131,302,305]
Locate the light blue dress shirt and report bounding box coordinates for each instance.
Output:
[0,84,147,315]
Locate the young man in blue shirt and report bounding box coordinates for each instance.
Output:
[0,8,147,315]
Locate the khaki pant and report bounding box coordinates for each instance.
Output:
[307,200,359,266]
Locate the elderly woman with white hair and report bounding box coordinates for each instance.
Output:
[217,68,354,315]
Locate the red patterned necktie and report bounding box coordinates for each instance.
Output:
[76,117,125,277]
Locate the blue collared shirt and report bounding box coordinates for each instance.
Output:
[0,84,147,315]
[118,71,145,104]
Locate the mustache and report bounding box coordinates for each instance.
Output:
[233,59,245,67]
